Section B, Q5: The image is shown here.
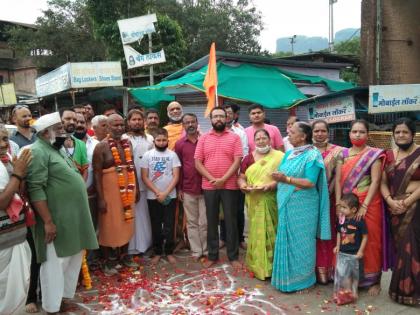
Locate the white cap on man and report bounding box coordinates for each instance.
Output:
[32,112,62,133]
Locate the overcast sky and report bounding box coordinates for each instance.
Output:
[0,0,361,53]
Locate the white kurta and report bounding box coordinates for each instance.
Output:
[0,159,31,315]
[0,242,31,315]
[125,133,154,254]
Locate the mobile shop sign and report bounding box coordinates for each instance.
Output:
[36,62,123,97]
[117,14,157,44]
[369,84,420,113]
[307,95,356,123]
[123,46,166,69]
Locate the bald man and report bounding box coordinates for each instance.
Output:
[92,114,139,274]
[164,101,184,150]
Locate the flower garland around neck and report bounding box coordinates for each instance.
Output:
[108,137,135,222]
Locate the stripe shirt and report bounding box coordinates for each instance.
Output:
[194,129,243,190]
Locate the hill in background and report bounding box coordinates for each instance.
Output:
[276,28,360,53]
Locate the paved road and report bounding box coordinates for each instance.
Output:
[16,249,419,315]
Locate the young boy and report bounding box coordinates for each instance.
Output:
[333,193,368,302]
[140,128,181,264]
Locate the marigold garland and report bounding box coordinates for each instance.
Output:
[108,138,135,222]
[81,250,92,290]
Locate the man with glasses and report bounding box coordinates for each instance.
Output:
[194,107,243,269]
[10,105,36,148]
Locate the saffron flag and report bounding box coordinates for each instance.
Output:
[203,42,218,117]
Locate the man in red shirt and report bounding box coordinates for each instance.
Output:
[175,113,207,260]
[194,108,243,268]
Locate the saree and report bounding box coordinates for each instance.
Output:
[316,144,343,284]
[384,147,420,305]
[272,146,331,292]
[245,150,284,280]
[340,147,385,287]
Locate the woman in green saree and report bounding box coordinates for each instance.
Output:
[238,129,284,280]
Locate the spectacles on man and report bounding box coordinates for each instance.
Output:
[12,104,30,115]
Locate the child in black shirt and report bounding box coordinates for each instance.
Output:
[333,193,368,303]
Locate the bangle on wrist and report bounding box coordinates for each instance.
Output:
[287,176,292,184]
[385,195,391,201]
[11,173,23,182]
[361,203,368,209]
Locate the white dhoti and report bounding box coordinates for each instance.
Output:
[0,241,31,315]
[128,192,152,254]
[40,243,83,313]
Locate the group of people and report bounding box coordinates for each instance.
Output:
[0,100,419,314]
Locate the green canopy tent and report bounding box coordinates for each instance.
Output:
[129,62,355,108]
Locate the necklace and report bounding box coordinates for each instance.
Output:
[108,137,135,222]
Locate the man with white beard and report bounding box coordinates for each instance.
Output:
[164,101,184,150]
[123,109,154,255]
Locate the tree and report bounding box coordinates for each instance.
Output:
[177,0,264,61]
[8,0,265,75]
[334,37,360,55]
[87,0,265,65]
[334,38,360,84]
[7,0,106,69]
[86,0,187,74]
[271,51,294,58]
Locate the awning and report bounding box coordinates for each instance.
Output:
[129,62,355,108]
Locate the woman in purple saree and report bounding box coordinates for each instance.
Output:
[381,118,420,305]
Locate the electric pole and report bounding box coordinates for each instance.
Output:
[289,35,297,54]
[329,0,338,52]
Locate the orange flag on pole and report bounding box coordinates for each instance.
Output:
[203,42,218,117]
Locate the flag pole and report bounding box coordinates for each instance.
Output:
[215,85,219,107]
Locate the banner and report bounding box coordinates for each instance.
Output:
[123,46,166,69]
[369,84,420,113]
[70,62,123,88]
[0,83,17,107]
[35,63,71,97]
[117,14,157,44]
[307,95,356,124]
[35,62,123,97]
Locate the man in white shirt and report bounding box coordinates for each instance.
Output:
[123,109,154,255]
[283,116,299,152]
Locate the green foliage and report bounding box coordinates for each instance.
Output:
[334,37,360,55]
[271,51,293,58]
[7,0,106,69]
[8,0,264,74]
[335,38,360,84]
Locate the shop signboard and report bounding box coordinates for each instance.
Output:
[35,62,123,97]
[70,62,123,88]
[123,46,166,69]
[117,14,157,44]
[369,84,420,113]
[307,95,356,124]
[36,63,71,97]
[117,13,166,69]
[0,83,17,107]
